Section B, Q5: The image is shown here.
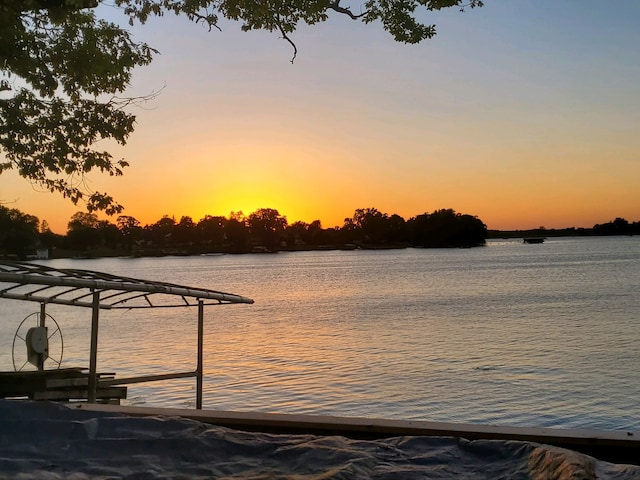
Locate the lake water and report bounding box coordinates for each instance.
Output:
[1,236,639,431]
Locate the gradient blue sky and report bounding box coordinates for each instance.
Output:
[2,1,639,233]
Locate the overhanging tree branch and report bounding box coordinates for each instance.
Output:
[275,14,298,64]
[328,1,367,20]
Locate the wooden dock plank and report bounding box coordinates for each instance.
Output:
[34,387,127,402]
[1,369,126,403]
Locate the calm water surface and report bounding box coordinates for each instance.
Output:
[1,236,639,430]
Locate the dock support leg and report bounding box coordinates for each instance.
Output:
[38,303,46,371]
[196,300,204,409]
[88,291,100,403]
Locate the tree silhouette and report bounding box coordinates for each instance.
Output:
[197,215,226,247]
[116,215,143,251]
[0,205,40,258]
[173,215,196,245]
[343,208,408,245]
[247,208,288,250]
[409,209,486,247]
[593,217,637,236]
[224,214,250,252]
[65,211,101,251]
[1,1,156,214]
[96,219,122,249]
[145,215,176,247]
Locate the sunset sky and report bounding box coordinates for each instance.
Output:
[2,1,639,234]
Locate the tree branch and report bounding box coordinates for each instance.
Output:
[190,11,221,32]
[275,15,297,64]
[328,1,367,20]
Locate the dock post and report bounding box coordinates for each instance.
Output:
[38,303,46,371]
[196,300,204,409]
[88,290,100,403]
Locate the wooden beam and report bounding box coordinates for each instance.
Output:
[34,386,126,401]
[98,371,196,387]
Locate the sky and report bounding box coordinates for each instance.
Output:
[2,1,640,234]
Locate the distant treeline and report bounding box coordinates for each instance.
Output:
[0,206,487,259]
[489,217,640,239]
[3,205,637,260]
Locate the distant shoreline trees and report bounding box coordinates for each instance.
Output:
[1,204,638,260]
[0,205,490,258]
[488,217,640,240]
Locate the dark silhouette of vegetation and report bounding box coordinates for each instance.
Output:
[408,209,487,248]
[488,218,640,240]
[0,205,40,258]
[247,208,288,251]
[4,205,639,260]
[593,218,640,236]
[342,208,409,246]
[1,205,488,258]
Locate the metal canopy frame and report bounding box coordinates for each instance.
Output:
[0,261,254,309]
[0,261,254,408]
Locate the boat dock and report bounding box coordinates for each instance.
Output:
[0,368,127,403]
[0,260,254,407]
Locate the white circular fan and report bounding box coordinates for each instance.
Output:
[12,311,64,371]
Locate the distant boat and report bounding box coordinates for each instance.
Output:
[523,237,545,244]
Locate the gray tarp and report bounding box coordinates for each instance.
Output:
[0,400,638,479]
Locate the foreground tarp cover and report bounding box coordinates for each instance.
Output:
[0,401,638,479]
